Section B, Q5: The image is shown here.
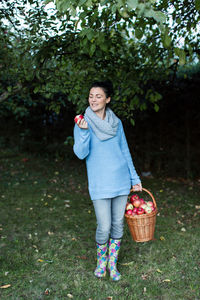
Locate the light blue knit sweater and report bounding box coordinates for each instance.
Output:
[73,120,141,200]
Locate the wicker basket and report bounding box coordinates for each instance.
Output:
[125,188,157,242]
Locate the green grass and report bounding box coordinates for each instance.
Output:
[0,149,200,300]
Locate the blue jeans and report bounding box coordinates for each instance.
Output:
[92,195,128,244]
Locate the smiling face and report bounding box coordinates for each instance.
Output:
[88,87,111,119]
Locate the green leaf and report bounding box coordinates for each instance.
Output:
[179,49,186,66]
[163,32,171,49]
[86,0,92,7]
[79,0,87,6]
[130,95,139,109]
[195,0,200,11]
[135,28,143,39]
[89,44,96,56]
[99,43,108,52]
[154,103,159,112]
[45,0,53,4]
[130,118,135,126]
[119,9,129,18]
[151,10,166,24]
[127,0,138,10]
[56,0,71,12]
[33,86,39,94]
[86,28,95,40]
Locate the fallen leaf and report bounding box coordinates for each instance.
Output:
[44,288,50,295]
[48,231,54,235]
[77,256,87,260]
[195,205,200,209]
[120,261,134,266]
[37,259,44,262]
[67,294,73,298]
[71,238,77,241]
[107,297,113,300]
[141,274,148,280]
[156,268,162,273]
[181,227,186,232]
[163,279,171,282]
[0,284,11,289]
[160,236,165,241]
[177,220,184,225]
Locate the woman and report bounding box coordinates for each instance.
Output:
[73,81,142,281]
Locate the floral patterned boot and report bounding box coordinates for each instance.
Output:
[107,238,121,281]
[94,242,108,278]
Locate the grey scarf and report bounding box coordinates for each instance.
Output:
[85,106,119,141]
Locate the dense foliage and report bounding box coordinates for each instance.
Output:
[0,0,200,177]
[1,0,200,118]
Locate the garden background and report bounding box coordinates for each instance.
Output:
[0,0,200,299]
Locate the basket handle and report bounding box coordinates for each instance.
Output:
[130,187,157,208]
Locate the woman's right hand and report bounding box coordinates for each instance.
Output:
[77,117,88,129]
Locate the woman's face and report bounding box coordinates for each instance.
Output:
[88,87,110,114]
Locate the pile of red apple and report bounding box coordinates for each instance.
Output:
[125,194,156,216]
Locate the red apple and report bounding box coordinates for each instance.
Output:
[126,209,133,215]
[144,206,153,214]
[139,198,145,205]
[140,203,147,210]
[137,207,145,215]
[133,199,141,208]
[74,114,84,123]
[133,207,138,214]
[146,201,154,207]
[126,203,133,211]
[131,211,137,216]
[130,194,140,204]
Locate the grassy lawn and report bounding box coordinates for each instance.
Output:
[0,149,200,300]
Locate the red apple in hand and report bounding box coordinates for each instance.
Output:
[74,114,84,123]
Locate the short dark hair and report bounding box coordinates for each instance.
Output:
[90,80,113,98]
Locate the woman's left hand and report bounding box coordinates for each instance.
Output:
[132,183,142,192]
